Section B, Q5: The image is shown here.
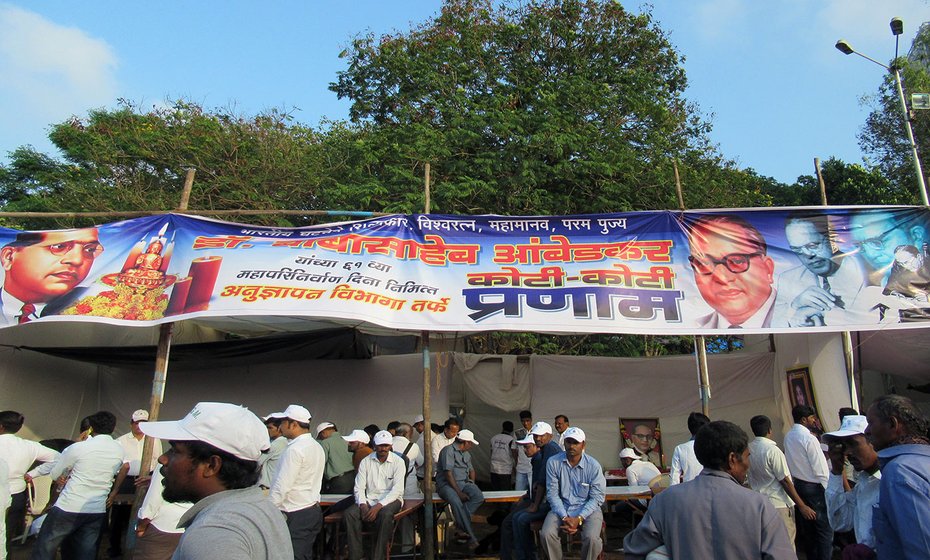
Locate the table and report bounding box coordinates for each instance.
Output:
[321,486,650,507]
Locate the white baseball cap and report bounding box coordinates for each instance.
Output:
[529,421,553,436]
[283,404,312,424]
[456,429,479,445]
[373,430,393,446]
[139,402,270,461]
[413,414,425,425]
[619,448,639,460]
[342,429,371,444]
[824,415,868,438]
[516,433,535,445]
[263,412,287,422]
[562,427,586,442]
[131,409,149,422]
[315,421,335,436]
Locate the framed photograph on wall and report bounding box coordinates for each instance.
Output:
[786,365,823,432]
[619,418,664,468]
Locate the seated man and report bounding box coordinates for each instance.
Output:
[619,448,660,510]
[435,429,484,550]
[345,431,405,560]
[542,427,606,560]
[623,421,795,559]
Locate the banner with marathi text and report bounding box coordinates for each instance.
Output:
[2,207,930,335]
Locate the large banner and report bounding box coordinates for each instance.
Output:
[1,207,929,335]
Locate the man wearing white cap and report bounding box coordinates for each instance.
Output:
[506,421,561,560]
[138,401,291,560]
[259,412,289,490]
[541,427,606,560]
[345,431,405,560]
[109,408,161,558]
[620,448,660,492]
[500,433,540,560]
[317,422,356,494]
[435,429,484,550]
[823,414,881,556]
[271,404,326,560]
[343,429,374,470]
[412,415,426,481]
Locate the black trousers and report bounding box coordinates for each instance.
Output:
[5,490,27,554]
[794,478,833,560]
[285,504,323,560]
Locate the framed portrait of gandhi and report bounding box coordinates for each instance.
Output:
[787,365,823,431]
[619,418,664,468]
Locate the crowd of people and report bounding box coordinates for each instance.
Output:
[1,395,928,560]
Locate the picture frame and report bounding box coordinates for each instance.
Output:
[786,365,823,432]
[619,417,664,468]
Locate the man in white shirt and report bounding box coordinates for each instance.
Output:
[345,431,406,560]
[783,405,832,560]
[413,415,426,481]
[390,423,421,553]
[270,404,325,560]
[669,412,709,485]
[0,410,59,556]
[619,448,659,510]
[823,415,881,557]
[259,412,289,490]
[31,411,125,560]
[110,408,161,558]
[554,415,569,450]
[489,421,516,490]
[514,411,533,492]
[429,418,461,474]
[748,415,816,549]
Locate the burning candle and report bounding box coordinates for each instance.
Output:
[166,276,192,316]
[185,256,223,312]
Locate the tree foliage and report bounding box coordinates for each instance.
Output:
[858,23,930,201]
[330,0,769,214]
[763,157,908,207]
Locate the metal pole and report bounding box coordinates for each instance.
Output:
[892,67,929,206]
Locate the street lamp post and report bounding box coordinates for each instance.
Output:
[836,17,929,206]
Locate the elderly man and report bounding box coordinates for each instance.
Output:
[345,431,405,560]
[271,405,326,560]
[669,412,709,485]
[139,402,292,559]
[748,415,816,550]
[0,411,59,556]
[775,213,868,326]
[0,228,103,325]
[317,422,355,493]
[823,414,881,557]
[554,415,570,450]
[624,421,795,559]
[541,427,606,560]
[865,394,930,559]
[32,411,125,560]
[628,423,661,467]
[687,215,776,328]
[435,429,484,550]
[849,210,927,285]
[784,405,832,560]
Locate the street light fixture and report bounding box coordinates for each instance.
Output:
[836,18,929,206]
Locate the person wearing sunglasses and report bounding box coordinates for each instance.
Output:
[687,215,777,329]
[0,228,102,325]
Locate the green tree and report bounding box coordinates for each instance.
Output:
[764,157,906,207]
[858,23,929,202]
[330,0,769,214]
[0,100,331,229]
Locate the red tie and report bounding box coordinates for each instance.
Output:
[18,303,35,324]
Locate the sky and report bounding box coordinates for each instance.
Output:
[0,0,927,186]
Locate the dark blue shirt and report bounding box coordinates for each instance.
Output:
[530,441,562,499]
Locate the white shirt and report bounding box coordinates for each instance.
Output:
[354,451,405,507]
[514,429,532,474]
[557,431,566,450]
[625,458,661,487]
[747,436,794,509]
[116,432,161,476]
[826,469,881,549]
[50,434,124,514]
[0,433,60,494]
[0,289,46,324]
[489,433,515,475]
[392,436,421,499]
[415,432,426,478]
[783,424,829,488]
[137,467,190,534]
[669,440,702,485]
[270,433,325,512]
[430,431,456,469]
[0,457,10,512]
[259,436,289,488]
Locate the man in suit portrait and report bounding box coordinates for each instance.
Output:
[687,215,776,328]
[0,228,102,325]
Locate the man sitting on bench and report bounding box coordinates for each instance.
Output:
[345,430,406,560]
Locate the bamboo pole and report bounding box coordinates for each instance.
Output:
[814,158,859,408]
[420,163,435,559]
[674,160,712,415]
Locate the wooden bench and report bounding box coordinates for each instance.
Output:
[325,499,424,560]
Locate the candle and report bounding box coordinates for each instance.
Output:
[185,256,223,312]
[166,276,192,316]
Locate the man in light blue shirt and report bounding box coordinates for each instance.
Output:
[865,394,930,560]
[542,427,605,560]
